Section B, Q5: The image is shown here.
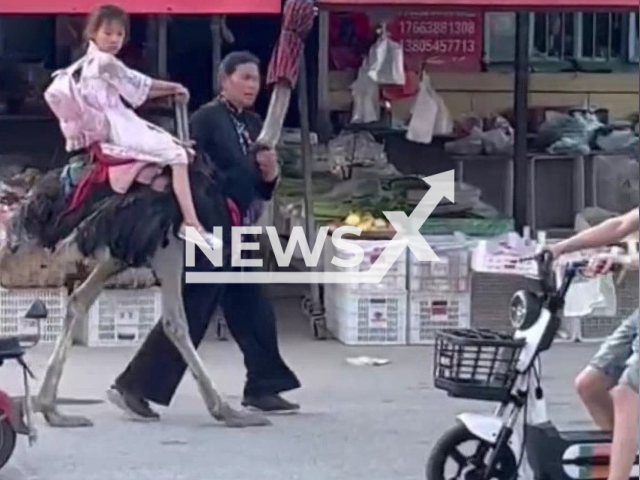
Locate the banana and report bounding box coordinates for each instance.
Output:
[357,214,375,232]
[344,212,361,226]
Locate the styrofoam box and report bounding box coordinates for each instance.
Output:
[75,287,161,347]
[408,291,472,345]
[325,287,407,345]
[0,288,67,343]
[409,238,471,293]
[324,238,407,293]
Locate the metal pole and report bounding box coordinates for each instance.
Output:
[211,16,222,96]
[316,11,331,141]
[513,12,530,234]
[158,14,168,79]
[298,50,326,338]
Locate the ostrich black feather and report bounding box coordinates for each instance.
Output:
[8,153,231,269]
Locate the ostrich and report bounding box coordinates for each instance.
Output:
[0,101,274,428]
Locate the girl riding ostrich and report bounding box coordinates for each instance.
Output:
[46,4,220,250]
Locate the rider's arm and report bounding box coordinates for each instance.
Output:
[147,79,182,99]
[95,51,152,107]
[551,208,639,257]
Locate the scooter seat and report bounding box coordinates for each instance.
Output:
[0,337,25,361]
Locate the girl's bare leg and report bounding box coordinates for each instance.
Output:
[171,163,201,228]
[170,163,221,249]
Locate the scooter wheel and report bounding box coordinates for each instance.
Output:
[426,423,517,480]
[0,416,17,471]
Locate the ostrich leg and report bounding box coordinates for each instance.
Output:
[149,236,270,428]
[35,255,123,427]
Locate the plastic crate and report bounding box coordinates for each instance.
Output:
[576,270,638,342]
[325,288,407,345]
[0,288,67,343]
[409,236,471,293]
[324,238,407,293]
[408,292,472,345]
[75,288,161,347]
[469,272,577,342]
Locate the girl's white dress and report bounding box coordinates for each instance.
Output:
[67,41,189,193]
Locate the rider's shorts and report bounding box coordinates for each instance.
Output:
[619,353,639,392]
[588,308,638,391]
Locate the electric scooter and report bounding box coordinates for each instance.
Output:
[426,250,639,480]
[0,299,47,471]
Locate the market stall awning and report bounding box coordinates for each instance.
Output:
[318,0,638,9]
[0,0,281,14]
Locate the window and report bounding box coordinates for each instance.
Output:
[484,12,516,63]
[577,12,625,61]
[485,11,635,67]
[530,12,575,61]
[630,12,639,62]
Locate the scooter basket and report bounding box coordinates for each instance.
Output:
[433,328,525,402]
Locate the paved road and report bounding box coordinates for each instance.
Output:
[0,297,601,480]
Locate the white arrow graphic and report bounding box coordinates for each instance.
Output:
[357,169,456,284]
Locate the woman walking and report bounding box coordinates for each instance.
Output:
[107,51,301,420]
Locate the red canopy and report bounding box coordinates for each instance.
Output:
[318,0,637,9]
[0,0,281,14]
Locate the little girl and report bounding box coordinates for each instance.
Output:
[57,4,219,249]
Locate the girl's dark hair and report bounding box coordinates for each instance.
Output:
[217,51,260,90]
[84,4,129,42]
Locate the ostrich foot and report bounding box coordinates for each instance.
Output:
[216,403,271,428]
[42,408,93,428]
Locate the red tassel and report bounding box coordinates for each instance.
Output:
[65,144,134,213]
[226,198,241,227]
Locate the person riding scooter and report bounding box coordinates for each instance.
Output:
[547,207,639,480]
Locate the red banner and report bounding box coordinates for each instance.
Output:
[388,11,483,72]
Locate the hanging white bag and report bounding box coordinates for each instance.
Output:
[406,72,438,144]
[432,86,453,136]
[351,58,380,124]
[366,25,405,85]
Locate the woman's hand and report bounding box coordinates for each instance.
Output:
[256,148,279,182]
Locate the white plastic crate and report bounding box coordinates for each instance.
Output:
[0,288,67,343]
[408,292,472,345]
[325,288,407,345]
[324,238,407,293]
[75,287,162,347]
[409,236,471,293]
[577,316,629,343]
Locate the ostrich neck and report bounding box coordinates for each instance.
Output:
[255,82,292,149]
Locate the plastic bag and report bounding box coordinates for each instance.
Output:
[482,117,514,155]
[367,26,405,85]
[406,73,452,144]
[350,58,380,124]
[593,154,639,213]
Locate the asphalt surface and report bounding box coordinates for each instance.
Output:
[0,295,601,480]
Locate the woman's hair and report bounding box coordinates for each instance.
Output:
[83,4,129,42]
[217,51,260,91]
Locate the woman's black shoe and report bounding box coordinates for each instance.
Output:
[241,394,300,413]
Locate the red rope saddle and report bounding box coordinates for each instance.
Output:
[65,143,242,227]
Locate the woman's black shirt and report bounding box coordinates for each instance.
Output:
[190,98,278,216]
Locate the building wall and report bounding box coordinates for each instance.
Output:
[327,71,639,122]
